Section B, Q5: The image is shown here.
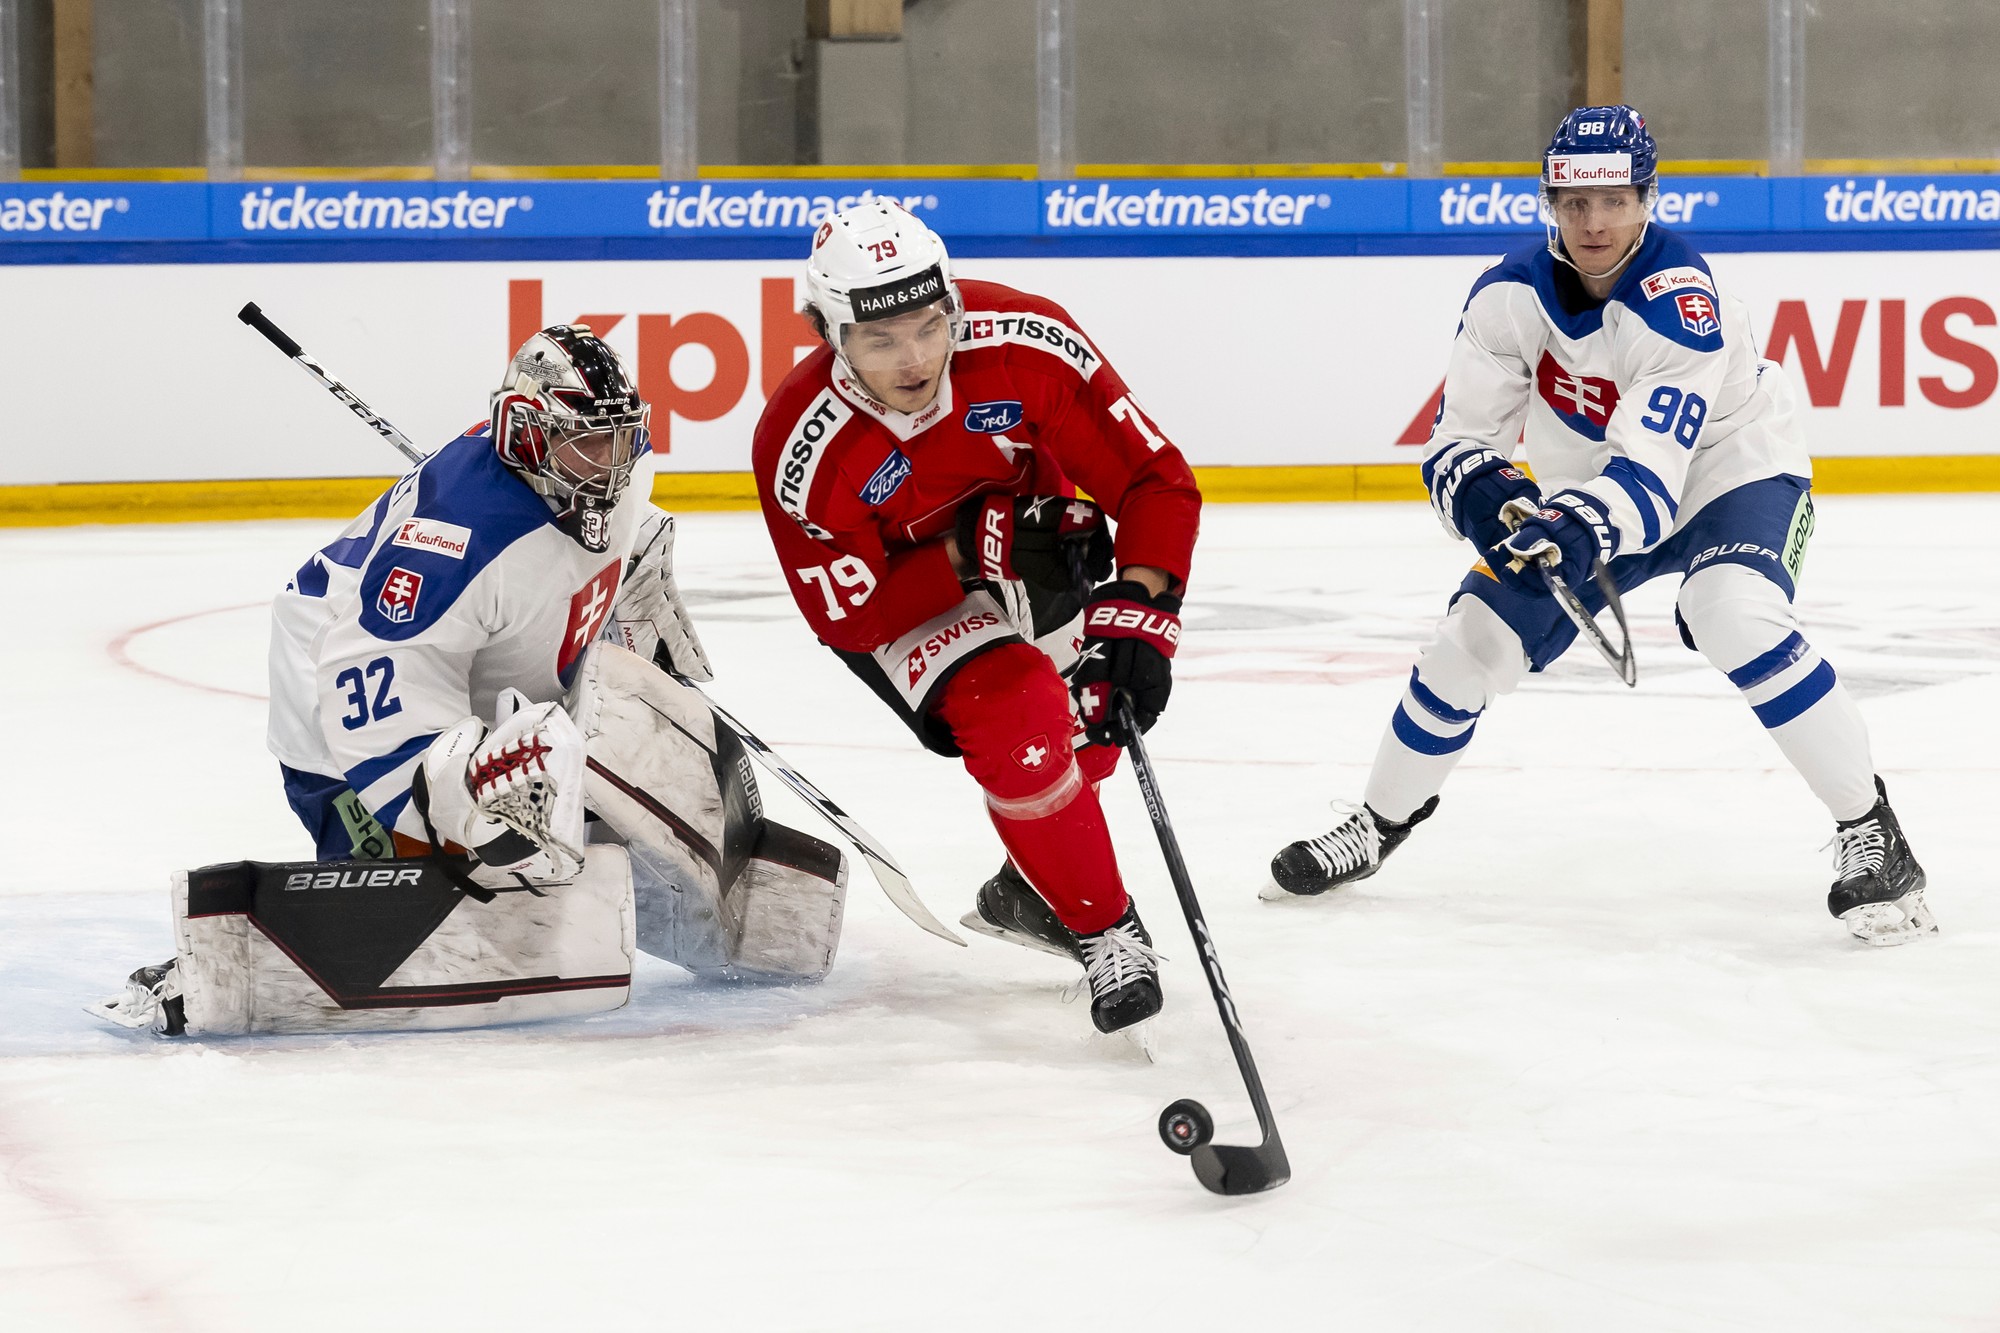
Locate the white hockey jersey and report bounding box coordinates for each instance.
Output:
[1423,227,1810,556]
[267,426,655,845]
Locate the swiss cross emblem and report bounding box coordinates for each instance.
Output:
[557,559,622,684]
[1534,350,1620,438]
[376,567,424,624]
[1675,291,1719,337]
[1012,734,1053,772]
[906,645,928,687]
[968,317,995,339]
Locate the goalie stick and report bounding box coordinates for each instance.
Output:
[1118,698,1290,1196]
[237,302,966,946]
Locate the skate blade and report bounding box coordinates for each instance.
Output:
[1841,891,1940,947]
[1118,1019,1158,1063]
[958,910,1076,960]
[1258,877,1329,902]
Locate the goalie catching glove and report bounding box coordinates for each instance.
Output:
[414,691,588,883]
[611,506,712,681]
[1070,580,1182,746]
[955,493,1113,594]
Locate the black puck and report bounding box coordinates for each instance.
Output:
[1158,1098,1214,1154]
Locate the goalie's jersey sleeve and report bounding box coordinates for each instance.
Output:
[751,278,1201,653]
[1423,227,1809,556]
[265,430,652,842]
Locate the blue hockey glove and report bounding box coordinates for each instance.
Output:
[1489,492,1613,596]
[1428,448,1540,549]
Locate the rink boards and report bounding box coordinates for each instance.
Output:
[2,247,1998,498]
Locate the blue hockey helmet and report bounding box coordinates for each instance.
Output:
[1541,105,1658,191]
[1540,105,1660,277]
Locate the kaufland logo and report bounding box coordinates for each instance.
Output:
[1546,153,1632,186]
[645,184,938,231]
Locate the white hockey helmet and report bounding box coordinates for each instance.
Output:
[803,201,961,381]
[489,324,650,553]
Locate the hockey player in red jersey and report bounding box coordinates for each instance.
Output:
[752,202,1201,1034]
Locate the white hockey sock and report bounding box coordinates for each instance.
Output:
[1363,668,1483,823]
[1679,563,1877,822]
[1727,632,1877,820]
[1362,595,1522,824]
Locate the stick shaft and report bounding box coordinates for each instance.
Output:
[1121,705,1282,1142]
[237,303,425,465]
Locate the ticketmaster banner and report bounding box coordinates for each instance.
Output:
[6,175,2000,247]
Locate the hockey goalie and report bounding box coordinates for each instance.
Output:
[92,324,848,1037]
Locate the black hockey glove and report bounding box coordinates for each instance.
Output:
[1490,491,1614,596]
[1071,580,1182,747]
[955,493,1114,595]
[1430,448,1540,551]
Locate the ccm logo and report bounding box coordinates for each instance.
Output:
[283,867,425,891]
[980,505,1007,582]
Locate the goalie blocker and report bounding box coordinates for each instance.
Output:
[100,644,847,1036]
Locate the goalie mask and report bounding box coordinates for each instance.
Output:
[803,202,962,406]
[490,324,650,552]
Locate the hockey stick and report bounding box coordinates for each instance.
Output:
[1498,499,1637,687]
[238,303,425,466]
[238,301,964,946]
[1118,697,1290,1196]
[666,670,964,945]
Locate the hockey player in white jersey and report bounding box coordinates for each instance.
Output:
[1269,106,1932,945]
[96,325,849,1036]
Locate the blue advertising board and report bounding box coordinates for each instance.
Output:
[5,174,2000,260]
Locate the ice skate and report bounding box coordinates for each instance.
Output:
[961,861,1082,961]
[84,960,186,1036]
[1067,903,1163,1034]
[1265,796,1439,898]
[1828,777,1934,946]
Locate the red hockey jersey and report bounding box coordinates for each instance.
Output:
[751,279,1202,654]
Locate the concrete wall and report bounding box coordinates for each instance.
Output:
[51,0,2000,171]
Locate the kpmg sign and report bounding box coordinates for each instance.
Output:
[3,175,1999,248]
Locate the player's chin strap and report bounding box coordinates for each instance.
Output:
[1542,182,1657,283]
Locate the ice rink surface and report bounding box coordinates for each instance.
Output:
[2,496,1995,1332]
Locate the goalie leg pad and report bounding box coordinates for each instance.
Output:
[169,848,634,1035]
[570,643,848,982]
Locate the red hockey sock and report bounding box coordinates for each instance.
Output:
[933,644,1127,935]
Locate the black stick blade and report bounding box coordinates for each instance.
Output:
[1191,1139,1291,1196]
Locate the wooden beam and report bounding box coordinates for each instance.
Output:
[808,0,902,41]
[1570,0,1623,106]
[52,0,92,169]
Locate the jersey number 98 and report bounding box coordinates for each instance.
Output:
[1639,386,1707,448]
[797,557,878,621]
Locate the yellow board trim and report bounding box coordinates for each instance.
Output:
[2,458,1995,528]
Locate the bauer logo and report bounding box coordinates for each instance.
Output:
[391,517,472,559]
[964,400,1024,433]
[283,867,427,891]
[376,567,424,624]
[860,449,913,505]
